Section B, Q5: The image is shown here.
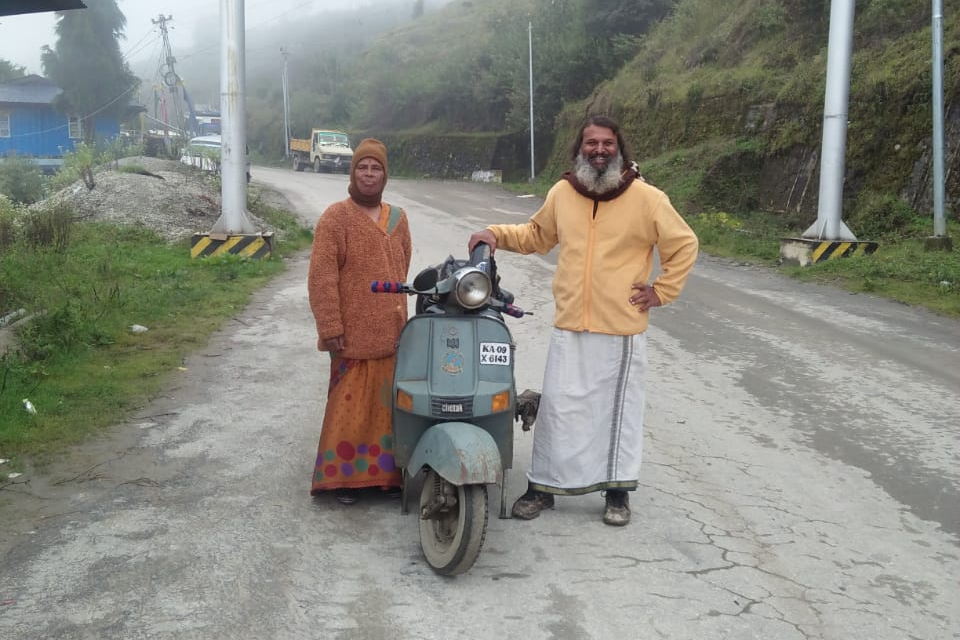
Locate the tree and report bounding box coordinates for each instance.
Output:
[40,0,139,144]
[0,59,26,83]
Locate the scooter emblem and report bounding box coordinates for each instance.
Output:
[441,351,464,374]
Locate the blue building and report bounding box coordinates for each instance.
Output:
[0,74,141,171]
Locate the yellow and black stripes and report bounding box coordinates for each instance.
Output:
[810,240,879,264]
[190,233,273,259]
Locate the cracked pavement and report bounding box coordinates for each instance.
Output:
[1,167,958,640]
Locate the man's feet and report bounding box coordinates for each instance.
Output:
[511,487,555,520]
[334,488,359,505]
[602,490,630,526]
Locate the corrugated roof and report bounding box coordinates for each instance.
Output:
[0,0,86,17]
[0,75,61,105]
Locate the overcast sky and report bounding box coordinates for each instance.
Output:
[0,0,351,75]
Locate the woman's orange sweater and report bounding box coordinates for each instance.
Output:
[308,199,412,359]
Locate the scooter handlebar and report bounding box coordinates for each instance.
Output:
[502,303,527,318]
[470,242,492,273]
[370,280,410,294]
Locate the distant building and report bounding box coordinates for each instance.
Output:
[0,74,144,171]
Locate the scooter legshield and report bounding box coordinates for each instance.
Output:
[407,422,502,486]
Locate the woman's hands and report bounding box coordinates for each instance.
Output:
[323,336,345,352]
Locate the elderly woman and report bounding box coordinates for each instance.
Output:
[307,138,412,505]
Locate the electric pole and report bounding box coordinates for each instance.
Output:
[152,14,186,138]
[281,47,290,160]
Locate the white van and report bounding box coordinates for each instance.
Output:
[180,134,251,182]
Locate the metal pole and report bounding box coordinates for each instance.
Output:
[804,0,857,241]
[281,47,290,160]
[528,21,535,182]
[213,0,255,234]
[932,0,947,237]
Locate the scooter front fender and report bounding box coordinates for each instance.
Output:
[407,422,502,486]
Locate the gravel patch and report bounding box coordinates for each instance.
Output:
[36,156,277,243]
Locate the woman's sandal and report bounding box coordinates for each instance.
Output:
[334,488,359,505]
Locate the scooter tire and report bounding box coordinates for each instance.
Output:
[418,469,488,576]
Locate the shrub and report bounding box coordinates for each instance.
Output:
[47,142,97,192]
[0,154,45,205]
[848,190,917,239]
[0,193,17,250]
[22,202,74,251]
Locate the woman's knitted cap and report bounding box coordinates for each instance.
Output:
[350,138,388,176]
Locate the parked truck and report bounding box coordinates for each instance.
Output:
[289,129,354,173]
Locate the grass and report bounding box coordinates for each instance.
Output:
[0,197,312,474]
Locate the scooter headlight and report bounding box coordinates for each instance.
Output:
[454,268,492,309]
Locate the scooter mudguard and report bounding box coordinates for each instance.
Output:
[407,422,502,486]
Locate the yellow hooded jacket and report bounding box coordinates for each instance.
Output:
[489,178,698,336]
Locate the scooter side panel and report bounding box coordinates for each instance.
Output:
[393,315,515,470]
[406,422,503,485]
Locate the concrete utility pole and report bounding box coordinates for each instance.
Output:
[528,21,535,182]
[780,0,878,266]
[804,0,857,241]
[212,0,256,234]
[927,0,953,250]
[281,47,291,160]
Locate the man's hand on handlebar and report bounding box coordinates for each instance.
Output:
[468,229,498,254]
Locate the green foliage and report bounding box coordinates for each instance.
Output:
[21,203,74,251]
[746,1,787,37]
[40,0,139,143]
[688,209,785,262]
[0,154,45,205]
[785,223,960,317]
[0,58,26,83]
[847,190,918,240]
[47,142,97,191]
[0,204,309,461]
[0,195,16,252]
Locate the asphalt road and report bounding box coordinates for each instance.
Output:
[1,166,958,640]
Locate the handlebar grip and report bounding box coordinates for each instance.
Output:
[470,242,491,270]
[503,304,526,318]
[370,281,408,293]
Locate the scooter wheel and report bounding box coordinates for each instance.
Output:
[418,469,488,576]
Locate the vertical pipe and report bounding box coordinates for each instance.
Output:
[932,0,947,237]
[216,0,253,233]
[281,48,290,160]
[528,21,535,182]
[805,0,857,241]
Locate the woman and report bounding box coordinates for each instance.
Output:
[307,138,412,504]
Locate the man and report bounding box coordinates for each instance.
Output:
[468,115,698,526]
[308,139,412,505]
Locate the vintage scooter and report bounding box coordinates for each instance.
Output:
[371,243,533,575]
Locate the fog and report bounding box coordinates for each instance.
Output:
[0,0,387,77]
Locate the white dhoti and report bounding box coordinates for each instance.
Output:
[527,328,647,495]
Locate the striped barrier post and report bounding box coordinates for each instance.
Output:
[779,238,879,267]
[190,232,274,259]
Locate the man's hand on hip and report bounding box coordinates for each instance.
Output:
[630,283,662,312]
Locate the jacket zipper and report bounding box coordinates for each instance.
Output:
[583,200,599,329]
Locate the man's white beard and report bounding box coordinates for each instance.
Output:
[574,152,624,194]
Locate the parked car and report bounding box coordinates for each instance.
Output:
[179,134,250,182]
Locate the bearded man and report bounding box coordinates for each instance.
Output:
[468,115,698,526]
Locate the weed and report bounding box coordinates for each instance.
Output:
[21,202,74,251]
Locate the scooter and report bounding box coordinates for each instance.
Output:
[371,242,533,575]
